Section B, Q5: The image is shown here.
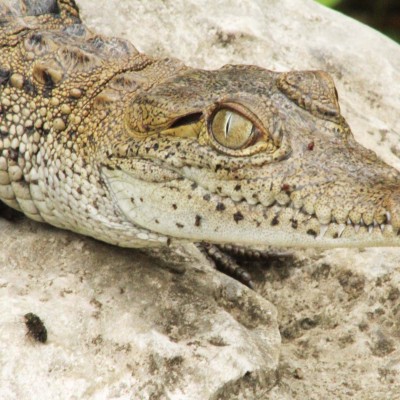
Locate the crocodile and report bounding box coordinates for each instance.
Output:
[1,0,400,275]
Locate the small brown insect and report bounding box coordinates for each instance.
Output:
[24,313,47,343]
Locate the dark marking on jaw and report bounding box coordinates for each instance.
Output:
[234,184,241,191]
[191,182,198,190]
[233,211,244,223]
[176,223,184,228]
[333,232,339,238]
[271,215,279,226]
[216,203,225,211]
[172,203,177,210]
[307,141,315,151]
[155,219,159,224]
[291,219,298,229]
[195,215,201,227]
[307,229,317,237]
[281,183,290,192]
[203,194,211,201]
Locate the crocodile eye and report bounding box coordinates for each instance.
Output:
[211,109,254,149]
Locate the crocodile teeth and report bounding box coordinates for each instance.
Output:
[230,193,244,202]
[318,224,329,238]
[338,224,346,238]
[368,225,373,234]
[386,212,391,223]
[380,224,385,232]
[245,195,258,205]
[354,224,360,233]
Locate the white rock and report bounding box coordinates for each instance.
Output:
[0,218,279,399]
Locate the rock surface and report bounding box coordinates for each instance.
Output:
[0,218,279,400]
[1,0,400,399]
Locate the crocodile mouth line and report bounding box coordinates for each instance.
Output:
[177,166,396,241]
[197,189,395,240]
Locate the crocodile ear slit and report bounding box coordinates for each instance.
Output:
[277,70,341,123]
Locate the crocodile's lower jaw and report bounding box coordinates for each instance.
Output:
[103,168,400,249]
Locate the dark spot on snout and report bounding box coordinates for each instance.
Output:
[216,203,225,211]
[233,211,244,223]
[307,229,317,237]
[271,215,279,226]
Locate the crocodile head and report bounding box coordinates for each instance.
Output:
[102,64,400,249]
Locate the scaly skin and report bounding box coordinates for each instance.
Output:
[1,0,400,252]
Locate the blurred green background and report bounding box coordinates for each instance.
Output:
[316,0,400,43]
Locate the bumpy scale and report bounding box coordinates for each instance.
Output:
[1,0,400,258]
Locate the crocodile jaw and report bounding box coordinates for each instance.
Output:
[103,167,400,249]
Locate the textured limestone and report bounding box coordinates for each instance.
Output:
[1,0,400,399]
[0,218,279,399]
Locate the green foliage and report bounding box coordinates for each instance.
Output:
[315,0,342,7]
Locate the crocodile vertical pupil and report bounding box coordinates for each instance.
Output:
[211,109,254,149]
